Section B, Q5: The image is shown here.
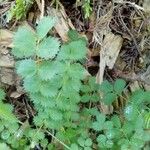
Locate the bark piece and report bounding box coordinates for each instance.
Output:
[96,32,123,83]
[0,53,15,68]
[0,68,15,85]
[0,29,13,48]
[47,6,75,42]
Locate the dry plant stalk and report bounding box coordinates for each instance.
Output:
[92,3,124,114]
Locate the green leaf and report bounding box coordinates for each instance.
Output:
[0,124,4,132]
[66,63,85,80]
[12,26,36,58]
[81,94,91,103]
[58,40,87,60]
[36,16,56,39]
[143,91,150,103]
[39,81,59,97]
[84,147,92,150]
[142,131,150,142]
[103,93,117,105]
[30,93,55,108]
[8,123,19,133]
[84,138,92,147]
[38,61,61,80]
[144,112,150,129]
[23,76,41,93]
[49,109,63,121]
[63,78,81,93]
[89,108,99,116]
[91,93,99,102]
[41,139,48,148]
[47,143,55,150]
[118,138,129,146]
[106,140,113,148]
[97,134,106,147]
[37,37,60,59]
[99,80,113,94]
[17,59,37,78]
[0,143,10,150]
[64,128,78,140]
[0,89,5,100]
[92,113,106,131]
[105,129,116,139]
[70,143,79,150]
[0,102,18,122]
[81,85,91,93]
[88,77,99,91]
[130,90,150,105]
[124,105,138,121]
[92,122,104,131]
[114,79,126,94]
[104,121,113,130]
[130,137,145,149]
[78,137,85,147]
[36,131,45,140]
[96,113,106,123]
[111,115,121,128]
[1,130,10,140]
[68,30,79,41]
[122,122,134,135]
[134,115,144,130]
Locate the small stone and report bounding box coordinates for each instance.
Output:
[10,91,22,99]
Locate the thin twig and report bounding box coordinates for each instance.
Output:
[45,130,71,150]
[35,0,42,11]
[114,1,144,11]
[118,9,142,57]
[40,0,45,19]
